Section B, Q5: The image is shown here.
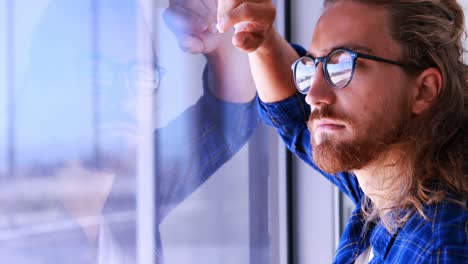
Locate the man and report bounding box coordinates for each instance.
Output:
[218,0,467,262]
[0,0,257,263]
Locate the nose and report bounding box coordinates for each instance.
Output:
[304,65,336,107]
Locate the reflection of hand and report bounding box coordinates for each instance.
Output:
[217,0,276,52]
[163,0,227,54]
[55,161,115,222]
[164,0,257,103]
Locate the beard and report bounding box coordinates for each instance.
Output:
[309,104,409,174]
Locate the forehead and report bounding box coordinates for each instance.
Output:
[309,1,401,57]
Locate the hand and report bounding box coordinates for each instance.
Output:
[163,0,227,54]
[55,161,115,219]
[217,0,276,52]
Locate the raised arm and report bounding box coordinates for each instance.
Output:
[217,0,299,103]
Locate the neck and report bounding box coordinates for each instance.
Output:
[352,149,407,210]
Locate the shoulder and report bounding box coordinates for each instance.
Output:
[418,199,467,246]
[389,200,467,263]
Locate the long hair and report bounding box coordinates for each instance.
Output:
[324,0,468,229]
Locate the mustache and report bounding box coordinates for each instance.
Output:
[307,105,351,132]
[308,105,348,122]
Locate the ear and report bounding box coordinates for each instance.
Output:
[411,67,443,115]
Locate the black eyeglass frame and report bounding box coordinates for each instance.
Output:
[291,48,407,92]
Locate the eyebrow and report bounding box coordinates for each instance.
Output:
[308,44,376,57]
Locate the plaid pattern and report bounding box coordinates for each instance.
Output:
[258,89,467,263]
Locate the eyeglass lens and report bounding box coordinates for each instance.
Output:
[293,49,355,93]
[326,50,353,88]
[294,57,316,93]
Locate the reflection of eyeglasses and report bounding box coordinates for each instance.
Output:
[97,62,162,93]
[291,48,406,93]
[78,55,163,94]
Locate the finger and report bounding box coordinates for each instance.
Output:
[171,0,216,24]
[217,0,246,31]
[202,0,218,15]
[178,35,206,54]
[204,0,219,32]
[217,0,231,21]
[234,21,251,34]
[232,31,264,52]
[219,2,275,33]
[163,4,209,35]
[217,0,263,17]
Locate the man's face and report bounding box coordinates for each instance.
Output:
[306,2,414,173]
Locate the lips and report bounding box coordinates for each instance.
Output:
[313,119,346,132]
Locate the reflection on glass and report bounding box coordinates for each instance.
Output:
[0,0,267,263]
[1,1,147,262]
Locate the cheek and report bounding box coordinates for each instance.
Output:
[357,95,410,139]
[350,74,406,113]
[338,87,395,133]
[339,71,412,136]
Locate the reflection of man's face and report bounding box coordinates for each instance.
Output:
[83,4,157,170]
[305,2,413,173]
[17,0,157,175]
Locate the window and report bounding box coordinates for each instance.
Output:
[0,0,287,263]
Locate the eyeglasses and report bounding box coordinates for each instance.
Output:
[77,55,163,94]
[291,48,406,93]
[96,62,162,94]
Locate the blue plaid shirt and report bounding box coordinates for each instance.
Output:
[258,88,467,263]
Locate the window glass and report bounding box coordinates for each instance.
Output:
[0,1,284,263]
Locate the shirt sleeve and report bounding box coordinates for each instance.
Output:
[154,65,259,224]
[257,44,363,204]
